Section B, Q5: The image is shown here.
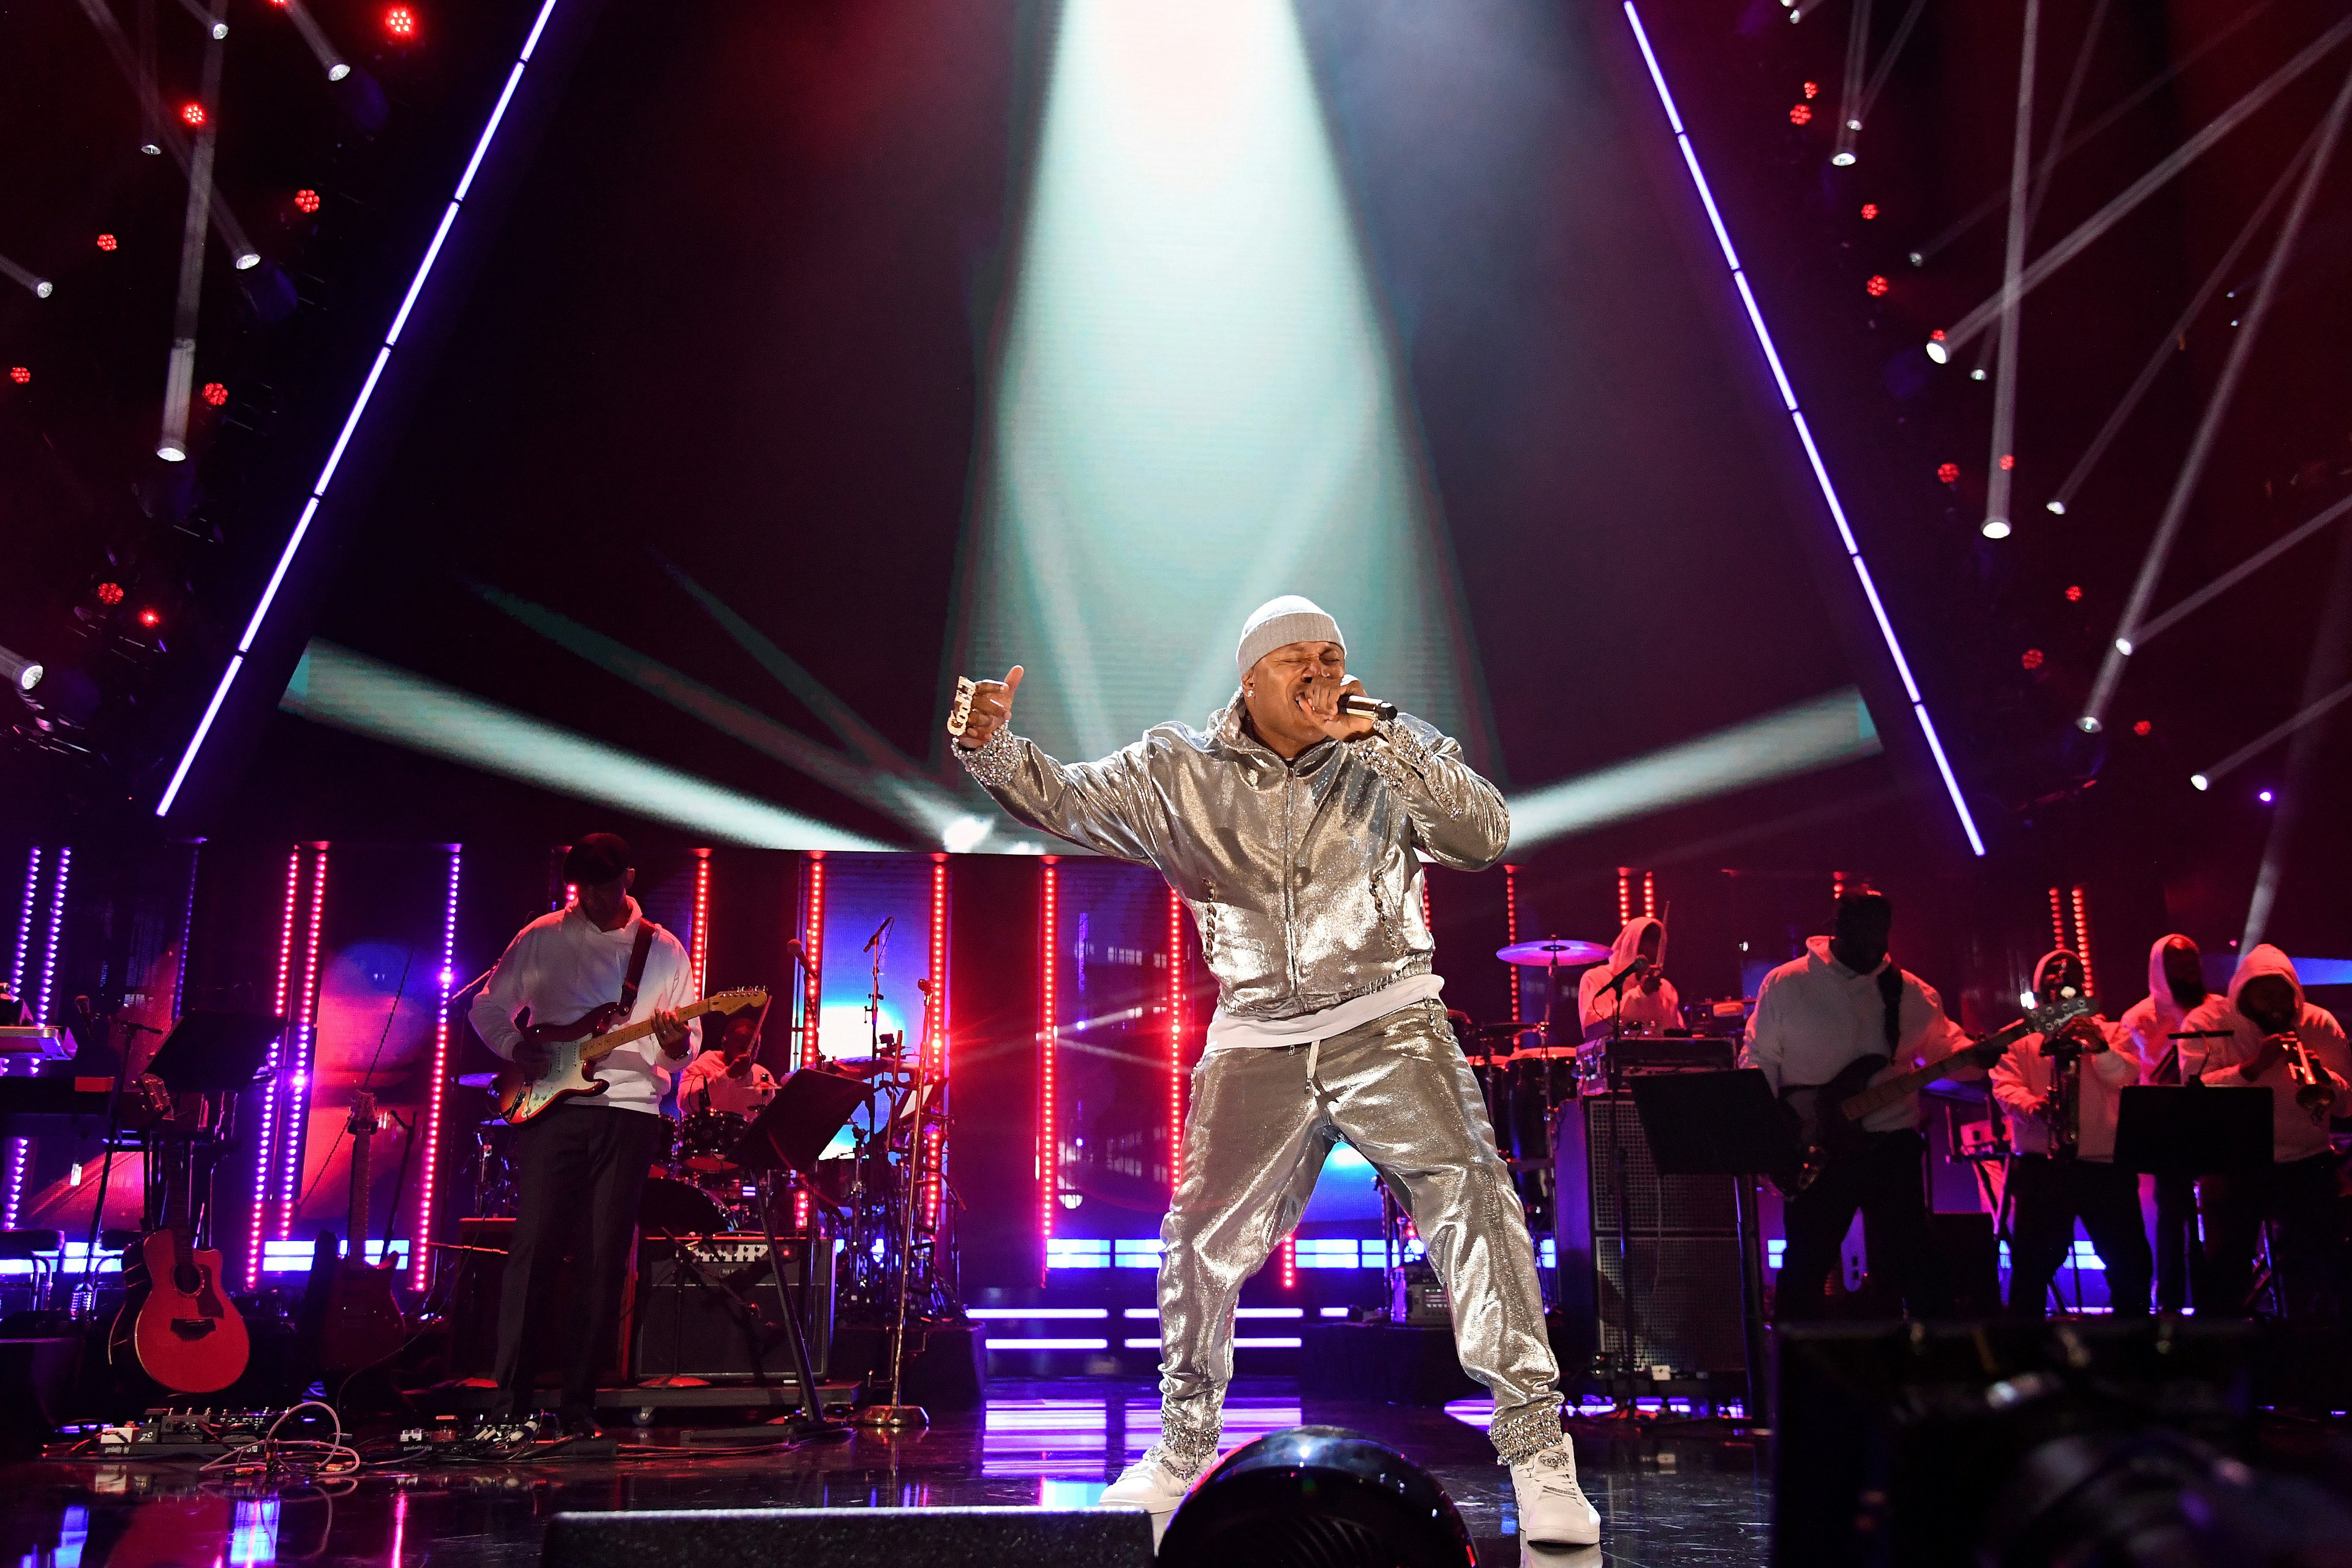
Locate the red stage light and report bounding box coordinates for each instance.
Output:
[138,609,160,628]
[1865,274,1890,297]
[2065,584,2083,603]
[2021,649,2044,670]
[383,5,416,37]
[1929,328,1947,342]
[6,367,26,385]
[1860,203,1879,220]
[180,102,205,127]
[1789,104,1813,126]
[1803,81,1820,99]
[96,582,124,605]
[295,189,322,214]
[201,382,228,407]
[96,233,118,252]
[1999,453,2016,471]
[1936,462,1959,484]
[2133,720,2152,736]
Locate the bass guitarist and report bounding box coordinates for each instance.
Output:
[1743,891,1978,1322]
[470,833,698,1433]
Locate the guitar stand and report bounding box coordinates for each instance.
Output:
[754,1177,848,1444]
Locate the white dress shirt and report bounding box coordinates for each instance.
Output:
[1741,935,1970,1133]
[469,897,701,1116]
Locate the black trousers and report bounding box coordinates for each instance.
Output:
[2005,1156,2152,1318]
[493,1103,666,1413]
[1777,1129,1950,1321]
[2201,1153,2343,1321]
[2151,1171,2203,1312]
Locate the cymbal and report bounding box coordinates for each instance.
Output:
[454,1072,500,1090]
[1495,938,1610,968]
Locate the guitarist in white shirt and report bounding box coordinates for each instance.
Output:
[469,833,698,1433]
[1742,891,1974,1321]
[1988,949,2149,1318]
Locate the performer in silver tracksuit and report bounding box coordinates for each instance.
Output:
[951,598,1592,1542]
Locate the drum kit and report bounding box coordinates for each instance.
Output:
[1468,938,1611,1171]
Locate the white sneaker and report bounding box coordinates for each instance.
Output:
[1099,1446,1198,1515]
[1510,1442,1601,1547]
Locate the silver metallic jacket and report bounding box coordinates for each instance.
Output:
[957,696,1509,1019]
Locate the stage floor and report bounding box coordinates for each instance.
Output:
[0,1379,1770,1567]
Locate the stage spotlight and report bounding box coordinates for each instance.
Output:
[2065,586,2083,601]
[2046,499,2066,514]
[0,648,42,696]
[96,234,116,251]
[1158,1427,1474,1568]
[202,382,227,407]
[328,62,350,80]
[2189,774,2210,791]
[138,609,160,629]
[1790,105,1814,125]
[1832,151,1857,167]
[1803,80,1818,97]
[1999,454,2015,471]
[1926,337,1949,364]
[2133,720,2152,736]
[2021,649,2043,670]
[156,443,186,463]
[1937,462,1959,483]
[2258,789,2274,804]
[2114,638,2133,655]
[1982,517,2011,540]
[383,5,416,37]
[2079,717,2103,734]
[1865,274,1888,296]
[96,584,123,605]
[180,102,205,127]
[6,368,26,385]
[1970,368,1988,381]
[1860,203,1879,219]
[294,189,321,214]
[233,251,259,270]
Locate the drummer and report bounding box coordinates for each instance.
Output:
[678,1005,778,1116]
[1577,916,1680,1041]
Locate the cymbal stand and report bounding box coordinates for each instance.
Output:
[1604,975,1642,1410]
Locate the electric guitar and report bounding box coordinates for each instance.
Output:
[1776,989,2094,1194]
[118,1166,251,1395]
[318,1091,407,1373]
[493,989,769,1125]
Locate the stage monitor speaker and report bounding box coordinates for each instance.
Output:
[543,1507,1153,1568]
[1555,1093,1747,1388]
[631,1234,831,1381]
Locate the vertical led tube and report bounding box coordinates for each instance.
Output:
[690,848,712,997]
[1504,864,1521,1023]
[1616,869,1631,927]
[1643,872,1656,919]
[2046,888,2068,955]
[2070,886,2096,997]
[5,847,67,1224]
[925,854,949,1231]
[413,844,461,1290]
[250,847,301,1286]
[279,845,328,1238]
[1039,856,1060,1275]
[1278,1235,1296,1291]
[1166,885,1185,1193]
[794,851,825,1230]
[8,846,39,998]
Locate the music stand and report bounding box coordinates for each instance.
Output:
[2112,1085,2273,1177]
[1629,1070,1789,1423]
[728,1068,869,1442]
[143,1011,285,1094]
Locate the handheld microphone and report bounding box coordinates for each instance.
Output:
[1338,693,1398,721]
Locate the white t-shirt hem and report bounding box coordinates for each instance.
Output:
[1204,973,1446,1051]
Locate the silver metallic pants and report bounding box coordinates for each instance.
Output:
[1155,1000,1562,1468]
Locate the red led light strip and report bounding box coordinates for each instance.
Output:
[249,847,302,1286]
[796,852,826,1230]
[1040,857,1059,1273]
[1279,1235,1296,1291]
[2070,886,2096,997]
[925,854,949,1231]
[690,848,711,997]
[1643,872,1656,919]
[2047,887,2068,954]
[1616,868,1631,927]
[1166,886,1185,1193]
[1504,864,1520,1023]
[412,845,461,1289]
[281,846,329,1238]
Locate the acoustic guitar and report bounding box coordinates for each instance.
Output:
[1776,989,2094,1194]
[318,1090,407,1373]
[492,989,768,1126]
[118,1165,250,1395]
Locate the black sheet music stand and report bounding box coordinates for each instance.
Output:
[725,1067,870,1441]
[143,1011,285,1093]
[2112,1085,2273,1176]
[1629,1069,1790,1424]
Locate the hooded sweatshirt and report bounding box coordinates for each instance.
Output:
[1989,950,2139,1159]
[1741,936,1970,1133]
[2196,944,2351,1163]
[2117,935,2212,1083]
[1578,915,1682,1036]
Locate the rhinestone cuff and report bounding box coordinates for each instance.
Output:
[1357,719,1434,797]
[1488,1400,1565,1465]
[954,726,1022,790]
[1153,1408,1221,1477]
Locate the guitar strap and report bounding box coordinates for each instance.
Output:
[1876,963,1906,1052]
[620,919,660,1014]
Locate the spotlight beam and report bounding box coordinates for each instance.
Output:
[1980,0,2041,540]
[1852,0,1927,141]
[279,640,891,851]
[1936,14,2352,358]
[1830,0,1872,165]
[2048,116,2324,514]
[2022,0,2109,243]
[0,254,53,300]
[1912,0,2283,266]
[67,0,259,266]
[2189,678,2352,793]
[157,0,229,465]
[2082,59,2352,731]
[1502,689,1882,851]
[1622,2,1986,856]
[2132,491,2352,650]
[270,0,349,80]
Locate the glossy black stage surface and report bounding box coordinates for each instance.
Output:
[0,1379,1768,1567]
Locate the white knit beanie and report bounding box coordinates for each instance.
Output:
[1235,595,1345,676]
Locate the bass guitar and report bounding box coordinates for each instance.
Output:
[118,1164,251,1395]
[318,1090,407,1373]
[493,988,769,1126]
[1776,989,2094,1194]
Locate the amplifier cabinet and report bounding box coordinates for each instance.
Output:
[1554,1093,1746,1387]
[631,1234,832,1381]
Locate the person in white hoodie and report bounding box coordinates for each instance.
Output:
[1577,914,1680,1039]
[1743,891,1973,1321]
[2117,935,2214,1311]
[1990,951,2150,1317]
[2196,945,2350,1319]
